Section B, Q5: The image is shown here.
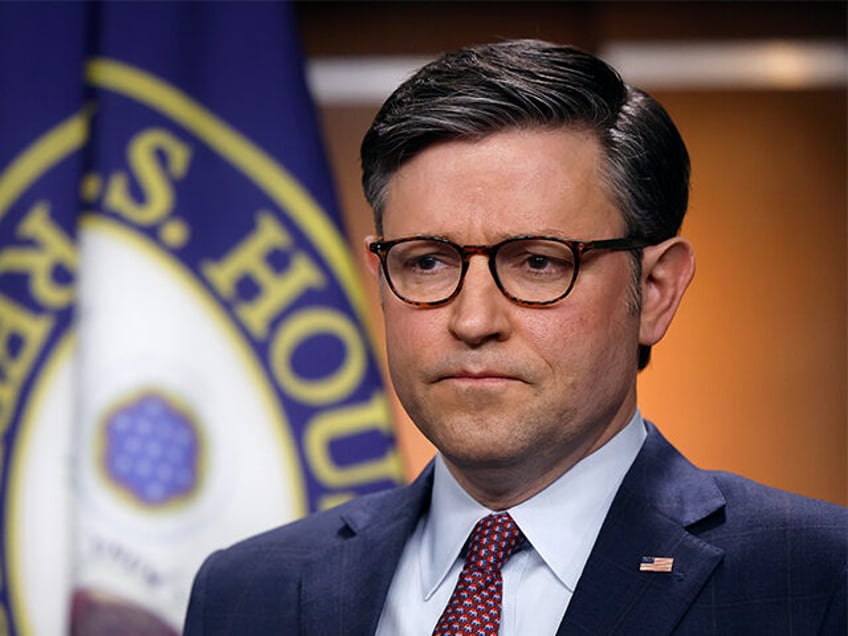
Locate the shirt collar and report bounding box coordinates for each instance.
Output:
[421,410,647,596]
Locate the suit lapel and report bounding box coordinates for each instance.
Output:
[557,424,726,636]
[297,426,725,635]
[300,466,434,636]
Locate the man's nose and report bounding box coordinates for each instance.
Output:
[447,256,512,346]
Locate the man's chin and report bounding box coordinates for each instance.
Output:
[439,438,534,473]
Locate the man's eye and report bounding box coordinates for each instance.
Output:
[510,252,573,277]
[402,252,456,274]
[517,253,572,273]
[526,255,552,270]
[414,256,441,271]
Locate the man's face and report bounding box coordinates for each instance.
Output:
[369,128,643,502]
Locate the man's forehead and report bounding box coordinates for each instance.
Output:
[397,125,600,163]
[380,128,625,241]
[387,127,603,184]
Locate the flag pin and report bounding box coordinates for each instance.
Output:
[639,556,674,572]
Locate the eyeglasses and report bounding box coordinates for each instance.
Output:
[369,235,652,307]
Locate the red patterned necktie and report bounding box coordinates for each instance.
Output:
[432,512,524,636]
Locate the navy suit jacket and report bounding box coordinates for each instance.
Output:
[184,424,847,634]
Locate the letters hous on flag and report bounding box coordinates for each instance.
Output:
[0,2,403,634]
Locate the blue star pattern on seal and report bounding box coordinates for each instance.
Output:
[103,393,201,507]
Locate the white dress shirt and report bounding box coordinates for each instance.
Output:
[375,411,647,635]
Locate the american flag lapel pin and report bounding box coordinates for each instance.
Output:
[639,556,674,572]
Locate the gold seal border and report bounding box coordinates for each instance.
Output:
[85,58,373,331]
[0,57,383,632]
[0,110,88,218]
[0,110,88,636]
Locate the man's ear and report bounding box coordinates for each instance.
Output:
[363,235,381,278]
[638,237,695,347]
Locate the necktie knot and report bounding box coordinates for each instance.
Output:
[432,513,524,636]
[465,513,523,572]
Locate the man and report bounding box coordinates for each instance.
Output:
[184,40,846,635]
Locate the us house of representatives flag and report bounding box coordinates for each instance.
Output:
[0,2,403,633]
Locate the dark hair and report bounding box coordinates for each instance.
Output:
[360,39,690,369]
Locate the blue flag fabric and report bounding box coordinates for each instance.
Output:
[0,2,403,633]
